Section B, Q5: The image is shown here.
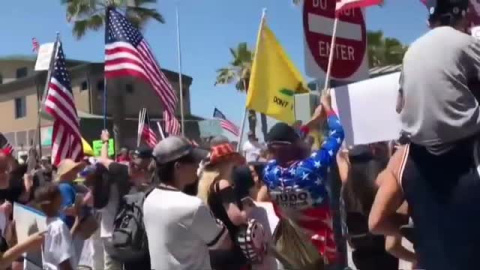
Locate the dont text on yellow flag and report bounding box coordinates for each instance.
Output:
[246,18,308,124]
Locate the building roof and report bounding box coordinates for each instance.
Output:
[78,110,204,121]
[0,54,87,65]
[369,64,402,78]
[0,56,193,88]
[307,64,403,88]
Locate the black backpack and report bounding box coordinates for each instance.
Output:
[105,187,154,263]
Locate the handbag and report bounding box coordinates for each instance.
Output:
[77,213,99,240]
[236,219,267,264]
[271,218,325,270]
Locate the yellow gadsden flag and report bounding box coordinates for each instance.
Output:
[82,137,94,156]
[246,18,308,124]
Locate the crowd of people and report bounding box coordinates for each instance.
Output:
[0,0,479,269]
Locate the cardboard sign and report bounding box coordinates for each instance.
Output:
[34,43,55,71]
[198,120,223,138]
[332,72,402,145]
[92,139,115,157]
[13,203,47,242]
[472,26,480,40]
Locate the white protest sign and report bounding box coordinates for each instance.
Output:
[198,120,223,138]
[14,203,46,269]
[13,203,47,242]
[34,43,55,71]
[472,26,480,40]
[331,72,402,146]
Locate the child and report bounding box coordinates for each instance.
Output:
[35,183,80,270]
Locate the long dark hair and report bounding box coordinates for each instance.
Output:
[342,146,388,216]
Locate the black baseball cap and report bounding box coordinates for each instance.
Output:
[267,122,299,144]
[425,0,469,22]
[134,146,153,159]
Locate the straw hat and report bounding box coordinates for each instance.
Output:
[55,159,86,182]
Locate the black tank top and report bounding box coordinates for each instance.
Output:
[401,139,480,270]
[207,180,248,270]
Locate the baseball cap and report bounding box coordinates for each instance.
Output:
[134,146,153,159]
[424,0,469,21]
[267,122,300,144]
[210,135,230,147]
[153,136,208,165]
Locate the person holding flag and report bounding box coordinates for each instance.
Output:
[263,90,344,267]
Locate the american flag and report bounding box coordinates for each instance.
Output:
[163,110,181,136]
[0,133,13,156]
[141,110,158,148]
[32,38,40,53]
[213,108,239,136]
[105,7,179,117]
[44,44,83,166]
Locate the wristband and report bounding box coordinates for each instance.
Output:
[326,110,336,117]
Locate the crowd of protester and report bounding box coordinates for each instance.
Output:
[0,90,421,270]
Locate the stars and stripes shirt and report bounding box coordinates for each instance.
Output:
[263,112,344,263]
[105,7,178,116]
[45,44,83,165]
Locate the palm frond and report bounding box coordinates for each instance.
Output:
[214,68,236,86]
[126,6,165,28]
[61,0,164,38]
[72,14,105,39]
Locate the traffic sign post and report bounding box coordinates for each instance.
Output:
[303,0,368,82]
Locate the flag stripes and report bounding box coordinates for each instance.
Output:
[213,108,240,136]
[45,44,83,166]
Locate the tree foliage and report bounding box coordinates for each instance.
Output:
[61,0,164,39]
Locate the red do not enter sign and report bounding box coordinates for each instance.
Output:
[303,0,366,79]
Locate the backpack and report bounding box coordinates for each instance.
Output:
[105,187,154,263]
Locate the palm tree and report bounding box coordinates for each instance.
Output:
[215,43,268,140]
[62,0,164,39]
[367,30,408,68]
[61,0,164,151]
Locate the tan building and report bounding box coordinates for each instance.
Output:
[0,55,202,156]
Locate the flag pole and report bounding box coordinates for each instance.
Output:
[236,108,248,152]
[237,8,267,152]
[103,0,111,130]
[322,16,339,93]
[157,122,166,140]
[175,0,185,136]
[103,78,107,129]
[137,108,145,147]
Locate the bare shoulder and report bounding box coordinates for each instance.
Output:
[217,179,232,190]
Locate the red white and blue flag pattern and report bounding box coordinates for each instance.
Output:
[45,44,83,166]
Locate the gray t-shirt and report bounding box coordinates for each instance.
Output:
[400,26,480,153]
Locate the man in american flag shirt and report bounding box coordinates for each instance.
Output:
[263,92,344,264]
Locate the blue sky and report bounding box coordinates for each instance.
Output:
[1,0,428,129]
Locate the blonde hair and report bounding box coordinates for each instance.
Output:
[197,168,220,205]
[197,161,235,206]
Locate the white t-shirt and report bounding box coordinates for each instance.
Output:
[143,187,228,270]
[100,184,119,238]
[243,140,264,163]
[42,217,77,270]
